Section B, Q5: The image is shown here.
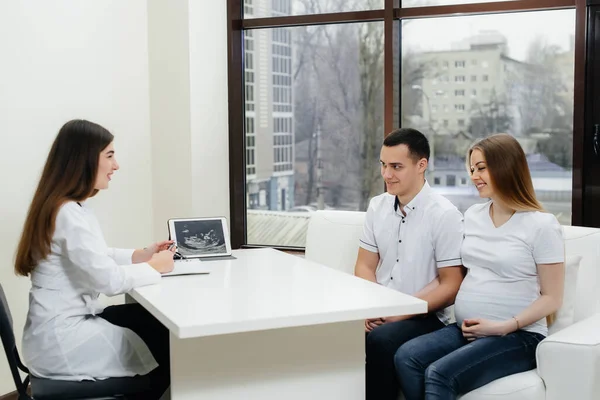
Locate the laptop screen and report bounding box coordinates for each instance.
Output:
[168,217,231,258]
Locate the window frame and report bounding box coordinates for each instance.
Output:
[227,0,587,249]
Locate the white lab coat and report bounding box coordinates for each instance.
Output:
[22,201,162,380]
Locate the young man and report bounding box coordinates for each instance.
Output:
[355,128,465,400]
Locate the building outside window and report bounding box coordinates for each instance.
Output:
[234,0,577,248]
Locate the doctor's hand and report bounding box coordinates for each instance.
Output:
[134,240,175,263]
[148,250,175,274]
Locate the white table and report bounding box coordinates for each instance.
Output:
[129,248,427,400]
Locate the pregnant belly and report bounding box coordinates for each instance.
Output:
[454,290,535,327]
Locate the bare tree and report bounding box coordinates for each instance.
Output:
[468,89,512,137]
[357,21,384,210]
[292,0,433,210]
[520,37,572,135]
[520,36,574,167]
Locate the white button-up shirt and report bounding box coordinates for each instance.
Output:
[359,182,464,321]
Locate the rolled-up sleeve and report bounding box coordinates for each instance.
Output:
[359,199,378,253]
[433,208,464,268]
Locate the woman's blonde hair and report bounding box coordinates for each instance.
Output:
[467,133,558,326]
[467,133,544,212]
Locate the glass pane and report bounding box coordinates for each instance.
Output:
[401,10,575,225]
[243,0,383,19]
[244,22,384,247]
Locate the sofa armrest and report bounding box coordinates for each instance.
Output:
[537,313,600,400]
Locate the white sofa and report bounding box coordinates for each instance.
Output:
[305,210,600,400]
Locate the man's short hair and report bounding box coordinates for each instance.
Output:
[383,128,430,162]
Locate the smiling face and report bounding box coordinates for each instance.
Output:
[380,144,427,199]
[94,142,119,190]
[469,148,494,198]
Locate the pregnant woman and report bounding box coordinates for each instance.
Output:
[393,133,565,400]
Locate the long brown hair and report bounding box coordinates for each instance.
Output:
[467,133,544,212]
[468,133,559,326]
[14,120,114,276]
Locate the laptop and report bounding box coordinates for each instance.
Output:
[162,217,232,277]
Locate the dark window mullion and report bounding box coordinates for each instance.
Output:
[580,0,600,226]
[242,10,385,29]
[396,0,575,20]
[227,0,246,248]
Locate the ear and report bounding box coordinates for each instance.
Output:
[418,158,428,174]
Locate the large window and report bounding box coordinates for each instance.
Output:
[403,11,575,224]
[230,0,583,248]
[243,22,384,246]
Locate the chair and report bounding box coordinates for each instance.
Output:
[305,210,600,400]
[0,284,151,400]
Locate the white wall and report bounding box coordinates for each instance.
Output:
[147,0,194,238]
[0,0,230,394]
[0,1,153,395]
[188,1,230,220]
[148,0,230,239]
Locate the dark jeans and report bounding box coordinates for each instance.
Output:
[366,314,445,400]
[394,323,545,400]
[99,303,170,400]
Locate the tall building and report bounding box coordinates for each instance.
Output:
[244,0,295,211]
[416,31,531,137]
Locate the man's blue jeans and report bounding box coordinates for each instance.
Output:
[394,323,545,400]
[366,314,445,400]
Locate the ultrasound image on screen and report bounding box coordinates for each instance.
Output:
[173,220,227,256]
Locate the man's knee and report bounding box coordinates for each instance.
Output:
[366,325,395,357]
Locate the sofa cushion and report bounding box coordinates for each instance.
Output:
[305,210,365,274]
[548,255,582,335]
[459,370,545,400]
[563,226,600,323]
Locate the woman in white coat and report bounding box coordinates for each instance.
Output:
[15,119,175,399]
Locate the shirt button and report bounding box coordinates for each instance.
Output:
[399,240,402,243]
[390,277,394,280]
[396,259,399,262]
[402,220,406,223]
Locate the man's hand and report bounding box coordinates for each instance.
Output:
[365,318,385,332]
[365,315,412,332]
[381,315,410,324]
[461,318,513,341]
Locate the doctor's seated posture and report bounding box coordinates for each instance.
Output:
[15,120,175,399]
[354,128,465,400]
[394,133,565,400]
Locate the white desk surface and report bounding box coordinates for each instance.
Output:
[129,248,427,339]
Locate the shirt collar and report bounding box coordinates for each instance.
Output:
[393,180,431,215]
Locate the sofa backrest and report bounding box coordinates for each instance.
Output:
[305,210,366,275]
[563,226,600,323]
[305,211,600,329]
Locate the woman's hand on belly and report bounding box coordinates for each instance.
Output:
[461,318,515,341]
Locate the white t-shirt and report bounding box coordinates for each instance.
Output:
[359,182,464,323]
[455,201,564,336]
